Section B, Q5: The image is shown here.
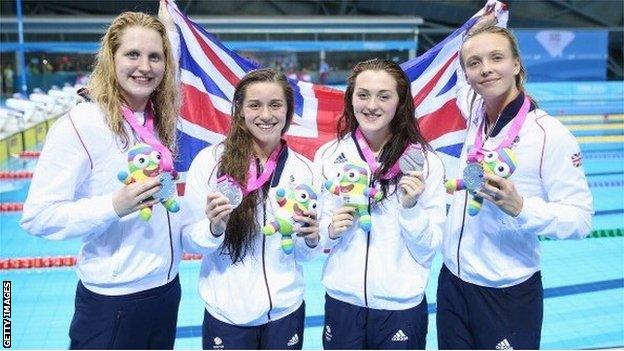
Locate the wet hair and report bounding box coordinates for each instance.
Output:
[337,58,431,199]
[88,11,179,153]
[459,26,538,116]
[219,68,294,263]
[460,26,527,91]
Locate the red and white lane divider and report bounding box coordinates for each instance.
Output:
[16,151,41,158]
[0,203,23,212]
[0,171,33,179]
[0,253,204,270]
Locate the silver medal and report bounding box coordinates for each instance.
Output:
[216,178,243,208]
[463,163,485,191]
[399,146,425,173]
[154,172,176,201]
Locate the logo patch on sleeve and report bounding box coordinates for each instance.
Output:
[571,152,582,167]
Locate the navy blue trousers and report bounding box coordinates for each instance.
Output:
[202,301,305,350]
[69,275,181,349]
[322,294,428,349]
[436,265,543,350]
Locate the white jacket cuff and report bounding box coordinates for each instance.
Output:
[184,218,225,253]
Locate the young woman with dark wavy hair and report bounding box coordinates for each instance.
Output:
[314,58,446,349]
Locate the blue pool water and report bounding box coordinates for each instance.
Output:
[1,113,623,349]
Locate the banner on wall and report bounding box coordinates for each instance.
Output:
[516,30,608,81]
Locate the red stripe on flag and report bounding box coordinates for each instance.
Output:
[181,84,231,135]
[417,99,466,142]
[176,182,186,197]
[412,52,458,108]
[183,16,241,87]
[287,86,344,159]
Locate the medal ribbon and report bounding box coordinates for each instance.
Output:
[354,128,418,179]
[218,140,285,196]
[467,95,530,163]
[121,104,174,172]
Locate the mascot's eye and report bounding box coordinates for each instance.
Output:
[483,151,499,163]
[494,162,511,177]
[347,171,360,182]
[296,190,309,202]
[150,150,162,163]
[132,154,149,169]
[309,200,318,210]
[336,171,343,179]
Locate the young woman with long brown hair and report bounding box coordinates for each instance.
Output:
[313,58,446,349]
[183,68,321,349]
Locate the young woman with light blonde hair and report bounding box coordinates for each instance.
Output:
[437,23,593,350]
[22,11,184,349]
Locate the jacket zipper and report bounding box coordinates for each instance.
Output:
[261,191,274,320]
[257,157,275,320]
[166,211,174,281]
[456,191,469,278]
[363,178,373,307]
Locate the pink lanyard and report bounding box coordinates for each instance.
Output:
[467,95,530,163]
[354,128,411,180]
[220,140,285,196]
[121,104,174,172]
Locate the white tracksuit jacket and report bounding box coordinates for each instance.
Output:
[314,135,446,310]
[21,102,183,295]
[183,143,323,326]
[443,85,594,288]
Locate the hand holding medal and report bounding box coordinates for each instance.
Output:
[153,172,177,201]
[205,192,236,236]
[398,145,425,173]
[216,176,244,208]
[462,162,486,192]
[398,145,426,208]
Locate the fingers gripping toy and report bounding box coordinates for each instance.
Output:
[324,162,383,231]
[117,143,180,221]
[445,148,517,216]
[262,184,318,254]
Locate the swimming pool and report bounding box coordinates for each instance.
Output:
[1,114,622,349]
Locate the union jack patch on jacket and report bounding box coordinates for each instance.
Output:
[571,152,582,167]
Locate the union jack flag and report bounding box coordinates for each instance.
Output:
[571,152,582,167]
[165,0,508,181]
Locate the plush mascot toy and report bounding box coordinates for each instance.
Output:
[445,147,517,216]
[118,143,180,221]
[263,184,318,254]
[324,162,382,231]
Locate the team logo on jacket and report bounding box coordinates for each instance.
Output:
[496,338,514,350]
[213,337,224,349]
[334,152,347,164]
[571,152,582,167]
[324,325,333,342]
[287,333,300,347]
[391,329,409,342]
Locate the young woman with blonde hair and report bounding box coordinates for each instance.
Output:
[22,11,184,349]
[437,24,593,349]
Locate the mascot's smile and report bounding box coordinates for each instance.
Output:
[144,168,159,177]
[293,203,304,216]
[340,184,354,192]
